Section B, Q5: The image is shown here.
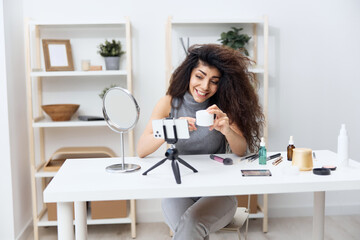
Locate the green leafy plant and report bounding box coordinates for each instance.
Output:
[218,27,251,56]
[97,39,125,57]
[99,84,118,99]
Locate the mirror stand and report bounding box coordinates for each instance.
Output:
[105,132,141,173]
[103,87,141,173]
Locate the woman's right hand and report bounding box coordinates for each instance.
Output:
[179,117,197,132]
[137,96,172,158]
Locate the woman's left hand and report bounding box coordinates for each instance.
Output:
[206,104,231,136]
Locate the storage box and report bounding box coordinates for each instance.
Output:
[43,159,66,172]
[91,200,127,219]
[43,146,116,172]
[236,195,258,213]
[47,202,74,221]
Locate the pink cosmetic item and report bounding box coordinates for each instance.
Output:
[209,154,233,165]
[322,165,337,171]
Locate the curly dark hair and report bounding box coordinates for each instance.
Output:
[166,44,264,152]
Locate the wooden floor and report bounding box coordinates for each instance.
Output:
[27,215,360,240]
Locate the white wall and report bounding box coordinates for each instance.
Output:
[14,0,360,226]
[0,0,16,238]
[4,0,32,237]
[1,0,32,239]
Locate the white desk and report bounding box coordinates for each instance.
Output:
[44,150,360,240]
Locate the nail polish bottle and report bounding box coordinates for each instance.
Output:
[259,137,267,165]
[287,136,295,161]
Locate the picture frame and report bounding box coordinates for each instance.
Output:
[42,39,74,71]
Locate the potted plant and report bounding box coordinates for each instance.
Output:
[99,84,118,99]
[98,39,125,70]
[218,27,251,56]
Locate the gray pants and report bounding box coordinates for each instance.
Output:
[162,196,237,240]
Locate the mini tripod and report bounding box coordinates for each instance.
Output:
[142,119,198,184]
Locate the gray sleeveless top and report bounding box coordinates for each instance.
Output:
[170,92,226,155]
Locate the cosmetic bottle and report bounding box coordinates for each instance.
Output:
[259,137,267,165]
[287,136,295,161]
[337,124,349,166]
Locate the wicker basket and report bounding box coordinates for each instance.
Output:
[41,104,79,121]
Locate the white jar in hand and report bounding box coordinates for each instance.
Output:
[196,110,214,127]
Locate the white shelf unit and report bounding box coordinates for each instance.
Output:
[25,18,136,240]
[30,70,127,77]
[165,16,269,232]
[249,212,265,219]
[33,118,108,128]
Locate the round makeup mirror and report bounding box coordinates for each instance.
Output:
[102,87,141,173]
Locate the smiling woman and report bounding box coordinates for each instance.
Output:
[137,43,264,240]
[137,44,264,158]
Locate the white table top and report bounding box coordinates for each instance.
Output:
[44,150,360,203]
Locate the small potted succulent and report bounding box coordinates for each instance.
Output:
[97,39,125,70]
[99,84,118,99]
[218,27,251,56]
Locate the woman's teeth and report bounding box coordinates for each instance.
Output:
[196,89,207,96]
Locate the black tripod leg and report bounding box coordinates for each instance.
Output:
[171,160,181,184]
[177,157,198,173]
[142,158,168,175]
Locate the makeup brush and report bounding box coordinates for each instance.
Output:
[210,154,233,165]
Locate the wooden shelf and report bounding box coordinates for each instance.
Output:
[25,17,136,239]
[249,212,265,219]
[35,167,57,178]
[171,18,264,24]
[30,70,127,77]
[248,66,264,73]
[33,119,108,128]
[30,20,126,27]
[37,209,131,227]
[169,66,263,75]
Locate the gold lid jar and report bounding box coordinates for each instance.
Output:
[292,148,313,171]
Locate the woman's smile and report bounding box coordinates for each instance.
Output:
[195,88,208,98]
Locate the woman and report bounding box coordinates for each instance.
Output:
[137,44,264,240]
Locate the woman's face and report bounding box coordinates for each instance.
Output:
[188,61,221,103]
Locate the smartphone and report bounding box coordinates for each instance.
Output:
[152,119,190,140]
